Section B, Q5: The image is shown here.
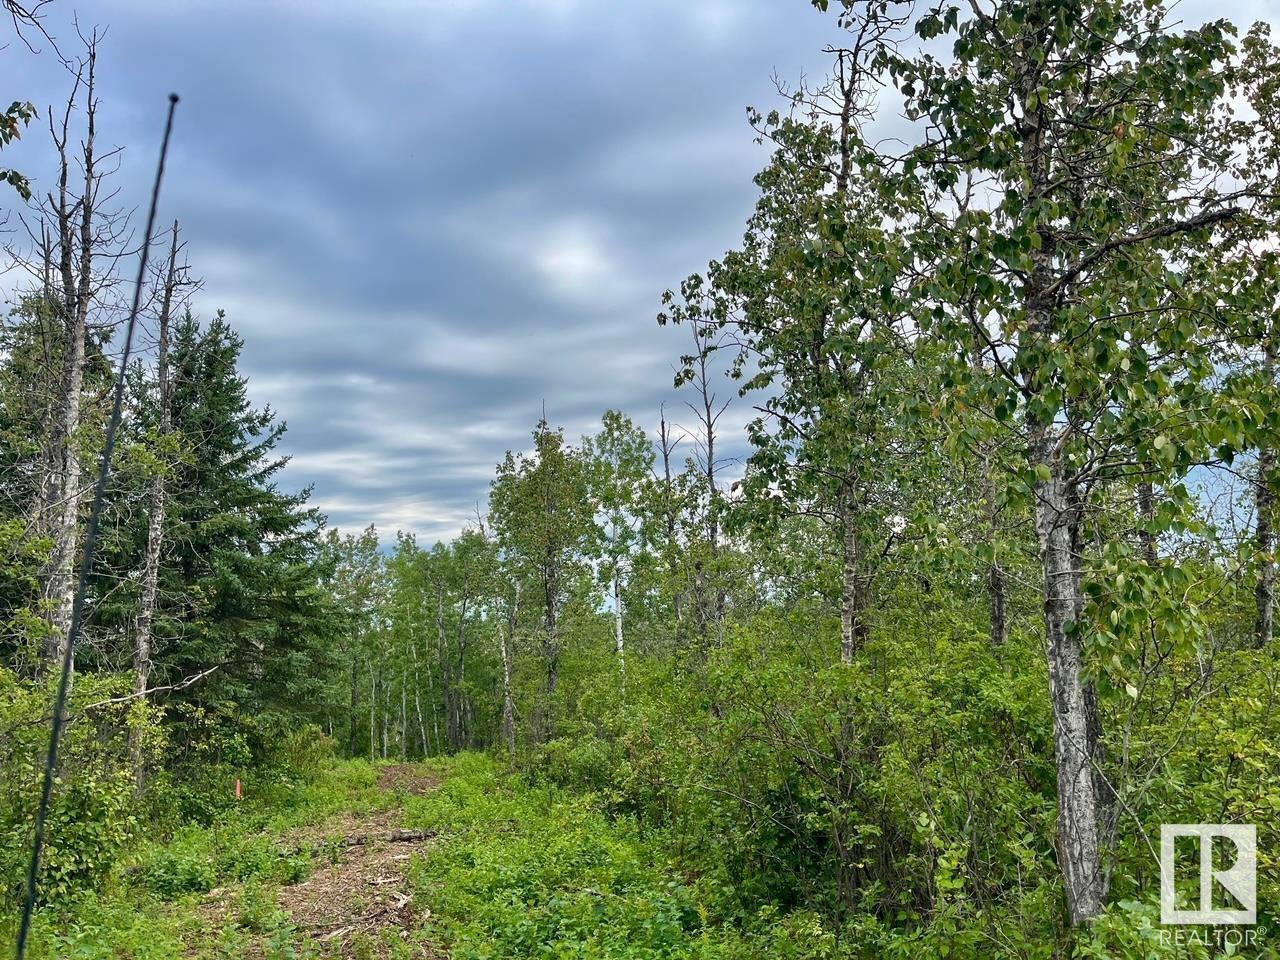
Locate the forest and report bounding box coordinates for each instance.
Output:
[3,0,1280,957]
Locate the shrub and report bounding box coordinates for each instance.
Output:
[0,668,159,903]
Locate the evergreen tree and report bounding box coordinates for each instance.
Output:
[149,311,334,730]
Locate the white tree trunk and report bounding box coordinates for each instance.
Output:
[613,573,624,674]
[1032,438,1106,924]
[40,64,100,670]
[132,223,181,792]
[501,582,519,759]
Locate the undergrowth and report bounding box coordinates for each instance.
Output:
[1,758,383,959]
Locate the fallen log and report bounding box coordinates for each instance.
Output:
[279,828,436,859]
[343,828,436,846]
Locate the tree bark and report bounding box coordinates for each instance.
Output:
[369,661,376,762]
[1017,10,1106,920]
[407,626,429,757]
[613,571,625,676]
[540,548,560,742]
[987,561,1008,649]
[1138,481,1159,566]
[500,582,519,760]
[838,488,867,663]
[1256,445,1276,647]
[131,222,181,793]
[400,663,407,757]
[1032,437,1106,924]
[348,654,361,755]
[38,50,100,671]
[658,406,685,644]
[435,581,458,752]
[424,655,441,755]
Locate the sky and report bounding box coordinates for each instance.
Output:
[2,0,1277,545]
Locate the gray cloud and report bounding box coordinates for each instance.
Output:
[1,0,1273,542]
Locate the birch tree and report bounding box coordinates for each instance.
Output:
[584,410,653,675]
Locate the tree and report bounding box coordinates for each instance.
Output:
[151,311,331,725]
[583,410,653,676]
[131,222,189,791]
[873,0,1250,922]
[1234,23,1280,647]
[662,34,929,662]
[21,35,126,669]
[323,525,384,755]
[489,419,596,741]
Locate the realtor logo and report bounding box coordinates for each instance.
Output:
[1160,824,1256,925]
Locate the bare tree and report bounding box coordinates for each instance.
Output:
[131,221,189,791]
[16,32,129,671]
[682,321,730,645]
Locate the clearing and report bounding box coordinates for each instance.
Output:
[187,763,442,959]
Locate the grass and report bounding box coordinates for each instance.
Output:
[5,752,839,959]
[2,758,388,959]
[402,753,837,960]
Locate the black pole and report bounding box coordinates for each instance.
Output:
[15,92,179,960]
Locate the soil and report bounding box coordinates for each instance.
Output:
[190,764,443,959]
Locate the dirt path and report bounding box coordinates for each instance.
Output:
[193,764,442,959]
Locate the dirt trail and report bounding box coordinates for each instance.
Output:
[194,764,442,959]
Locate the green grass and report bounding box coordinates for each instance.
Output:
[1,758,386,959]
[5,752,1217,959]
[403,753,838,960]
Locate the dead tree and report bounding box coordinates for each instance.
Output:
[16,33,128,671]
[131,221,190,791]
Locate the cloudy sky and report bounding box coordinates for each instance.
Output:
[2,0,1276,544]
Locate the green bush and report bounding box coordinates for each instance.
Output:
[137,842,217,898]
[407,754,844,959]
[0,668,158,903]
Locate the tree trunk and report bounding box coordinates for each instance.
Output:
[131,222,181,794]
[424,657,441,755]
[369,661,376,763]
[1018,21,1106,921]
[987,561,1008,649]
[659,406,685,645]
[1256,445,1276,647]
[39,52,101,671]
[349,654,361,755]
[413,681,428,757]
[435,582,457,752]
[400,664,408,757]
[540,557,560,742]
[838,488,868,663]
[457,598,469,748]
[1138,481,1159,566]
[501,583,519,760]
[614,572,625,677]
[1032,440,1106,925]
